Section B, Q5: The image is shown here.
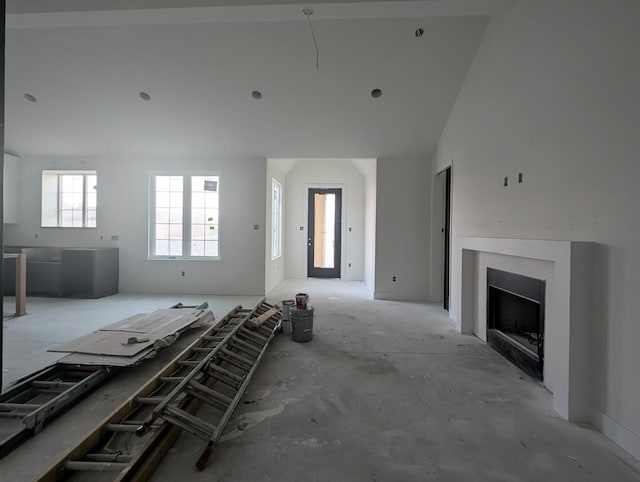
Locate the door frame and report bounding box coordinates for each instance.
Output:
[307,186,343,279]
[442,166,452,311]
[430,165,452,310]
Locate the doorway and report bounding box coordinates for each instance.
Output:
[442,167,452,310]
[433,167,452,310]
[307,188,342,278]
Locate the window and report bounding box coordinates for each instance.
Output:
[149,173,220,259]
[41,170,97,227]
[272,179,282,259]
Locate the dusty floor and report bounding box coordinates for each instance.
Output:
[1,280,639,481]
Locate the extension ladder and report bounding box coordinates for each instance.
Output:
[37,299,282,481]
[0,364,116,459]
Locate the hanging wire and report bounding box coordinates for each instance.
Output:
[304,10,320,70]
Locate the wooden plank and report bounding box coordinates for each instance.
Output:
[246,305,281,328]
[3,253,26,316]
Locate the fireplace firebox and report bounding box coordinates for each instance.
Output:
[487,268,545,380]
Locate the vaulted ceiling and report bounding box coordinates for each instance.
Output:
[5,1,505,160]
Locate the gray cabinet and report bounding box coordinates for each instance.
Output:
[61,248,119,298]
[3,247,119,298]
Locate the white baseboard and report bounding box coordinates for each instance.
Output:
[590,405,640,463]
[373,291,427,301]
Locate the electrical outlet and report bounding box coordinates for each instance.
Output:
[111,235,119,241]
[393,276,397,282]
[503,176,508,187]
[518,172,523,183]
[35,233,38,239]
[253,224,259,230]
[299,226,304,231]
[348,263,352,268]
[181,271,185,277]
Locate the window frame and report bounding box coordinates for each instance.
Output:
[271,178,282,260]
[41,170,97,228]
[148,171,221,261]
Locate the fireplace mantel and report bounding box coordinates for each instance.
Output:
[453,236,593,421]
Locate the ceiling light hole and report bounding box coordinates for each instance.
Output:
[415,28,425,37]
[139,92,151,101]
[24,93,37,103]
[371,88,382,99]
[251,90,263,100]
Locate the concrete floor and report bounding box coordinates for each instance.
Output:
[2,280,640,481]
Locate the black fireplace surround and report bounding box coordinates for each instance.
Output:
[487,268,545,380]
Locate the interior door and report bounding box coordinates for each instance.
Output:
[308,188,342,278]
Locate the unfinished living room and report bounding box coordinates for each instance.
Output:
[1,1,640,481]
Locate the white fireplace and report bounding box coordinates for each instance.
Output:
[452,237,593,421]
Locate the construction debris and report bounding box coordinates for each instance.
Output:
[36,299,282,481]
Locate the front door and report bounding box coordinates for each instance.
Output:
[307,188,342,278]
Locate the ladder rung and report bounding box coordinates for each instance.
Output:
[218,353,252,373]
[207,364,245,383]
[229,338,261,356]
[0,403,40,411]
[184,388,229,412]
[159,376,186,383]
[178,360,200,366]
[85,453,134,463]
[65,460,130,471]
[135,397,165,405]
[162,406,216,441]
[188,380,233,405]
[106,424,154,432]
[239,327,268,342]
[204,367,244,390]
[220,348,254,368]
[32,381,76,389]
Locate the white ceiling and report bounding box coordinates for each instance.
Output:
[5,1,497,160]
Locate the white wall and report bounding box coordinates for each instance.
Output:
[284,159,364,281]
[5,156,267,295]
[429,168,446,302]
[375,157,430,301]
[265,159,286,294]
[432,0,640,460]
[3,154,20,224]
[363,163,377,297]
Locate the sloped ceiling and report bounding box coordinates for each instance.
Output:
[5,1,501,160]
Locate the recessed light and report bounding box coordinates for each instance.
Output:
[371,88,382,99]
[415,28,425,37]
[24,93,37,103]
[139,91,151,101]
[251,90,263,100]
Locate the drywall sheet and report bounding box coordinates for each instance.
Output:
[49,307,214,359]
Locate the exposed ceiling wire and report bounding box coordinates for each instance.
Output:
[303,8,319,71]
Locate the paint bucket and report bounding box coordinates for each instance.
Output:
[290,307,314,342]
[295,293,309,310]
[281,300,295,335]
